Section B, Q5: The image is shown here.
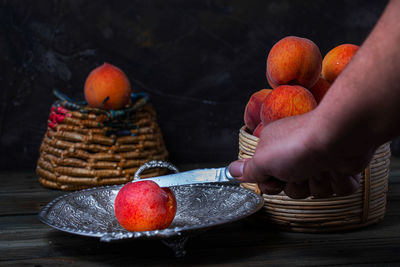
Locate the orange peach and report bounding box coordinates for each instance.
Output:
[322,44,359,83]
[114,180,177,232]
[267,36,322,88]
[261,85,317,125]
[266,73,276,89]
[84,63,132,110]
[253,123,264,138]
[244,89,272,132]
[309,77,331,104]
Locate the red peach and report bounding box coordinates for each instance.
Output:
[244,89,272,132]
[266,73,276,89]
[322,44,359,83]
[253,123,264,138]
[84,63,132,110]
[114,180,177,232]
[261,85,317,125]
[309,77,331,104]
[267,36,322,88]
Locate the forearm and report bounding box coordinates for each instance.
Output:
[312,0,400,152]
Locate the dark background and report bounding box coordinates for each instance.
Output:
[0,0,392,170]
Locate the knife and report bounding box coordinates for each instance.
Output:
[132,161,239,187]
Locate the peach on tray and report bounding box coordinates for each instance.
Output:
[114,180,177,232]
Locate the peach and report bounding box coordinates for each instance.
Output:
[261,85,317,125]
[244,89,272,132]
[267,36,322,88]
[114,180,177,232]
[84,63,132,110]
[309,77,331,104]
[322,44,359,83]
[253,123,264,138]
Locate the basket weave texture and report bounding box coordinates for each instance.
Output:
[238,126,391,232]
[36,94,168,191]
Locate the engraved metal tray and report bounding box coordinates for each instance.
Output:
[39,184,263,256]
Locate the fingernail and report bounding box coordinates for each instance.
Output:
[228,160,245,178]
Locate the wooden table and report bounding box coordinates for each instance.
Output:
[2,160,400,266]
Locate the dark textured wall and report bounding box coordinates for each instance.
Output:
[0,0,389,170]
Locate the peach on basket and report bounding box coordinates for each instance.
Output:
[322,44,359,83]
[244,89,272,132]
[84,63,132,110]
[309,77,331,104]
[253,123,264,138]
[266,36,322,89]
[260,85,317,125]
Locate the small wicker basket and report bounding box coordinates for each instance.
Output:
[238,126,391,232]
[36,91,168,191]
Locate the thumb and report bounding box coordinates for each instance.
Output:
[228,158,270,184]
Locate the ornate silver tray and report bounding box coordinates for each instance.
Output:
[39,183,263,256]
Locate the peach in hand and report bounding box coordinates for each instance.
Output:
[267,36,322,89]
[261,85,317,125]
[244,89,272,132]
[84,63,132,110]
[322,44,359,83]
[114,180,177,232]
[253,123,264,138]
[309,77,331,104]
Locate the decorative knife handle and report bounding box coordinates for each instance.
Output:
[218,167,239,183]
[133,160,180,181]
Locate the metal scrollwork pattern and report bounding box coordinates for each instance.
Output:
[38,184,263,256]
[133,160,179,180]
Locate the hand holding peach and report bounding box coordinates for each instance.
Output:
[237,35,365,200]
[231,112,363,199]
[114,180,177,232]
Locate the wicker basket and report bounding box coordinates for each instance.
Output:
[36,92,168,191]
[238,126,391,232]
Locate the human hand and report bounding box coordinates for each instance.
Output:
[229,111,374,199]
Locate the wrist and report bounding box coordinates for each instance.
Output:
[300,109,333,165]
[305,104,376,167]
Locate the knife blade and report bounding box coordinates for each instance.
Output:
[133,167,238,187]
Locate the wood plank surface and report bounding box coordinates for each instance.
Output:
[1,160,400,266]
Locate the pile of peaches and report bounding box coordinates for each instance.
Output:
[244,36,358,137]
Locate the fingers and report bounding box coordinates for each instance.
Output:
[284,181,310,199]
[258,177,285,195]
[229,159,284,195]
[330,173,361,196]
[228,159,246,179]
[228,158,270,184]
[309,173,333,198]
[229,160,361,199]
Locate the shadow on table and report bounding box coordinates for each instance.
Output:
[43,217,283,265]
